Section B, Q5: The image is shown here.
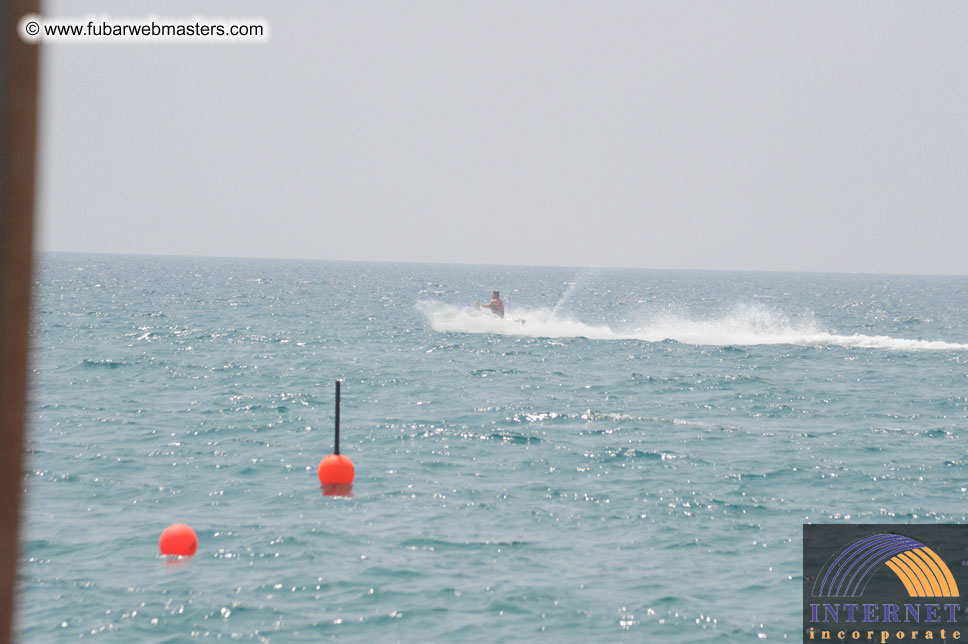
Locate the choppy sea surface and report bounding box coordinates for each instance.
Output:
[19,253,968,642]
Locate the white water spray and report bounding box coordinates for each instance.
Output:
[417,301,968,351]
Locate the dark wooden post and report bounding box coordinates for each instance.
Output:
[0,1,39,642]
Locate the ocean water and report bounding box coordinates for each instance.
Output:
[19,253,968,643]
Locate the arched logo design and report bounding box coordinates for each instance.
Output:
[813,533,960,598]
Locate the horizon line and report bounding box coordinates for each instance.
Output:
[36,249,968,280]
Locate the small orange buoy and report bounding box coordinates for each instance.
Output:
[318,453,355,486]
[159,523,198,556]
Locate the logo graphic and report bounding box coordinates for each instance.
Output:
[814,533,960,599]
[803,525,968,643]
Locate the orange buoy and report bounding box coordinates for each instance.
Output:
[159,523,198,556]
[318,453,355,486]
[318,380,355,488]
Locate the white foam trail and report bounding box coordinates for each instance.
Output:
[417,301,968,351]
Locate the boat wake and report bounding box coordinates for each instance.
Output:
[417,301,968,351]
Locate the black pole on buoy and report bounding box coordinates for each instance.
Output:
[318,379,354,489]
[334,380,341,455]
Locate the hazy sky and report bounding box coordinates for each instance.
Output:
[37,1,968,275]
